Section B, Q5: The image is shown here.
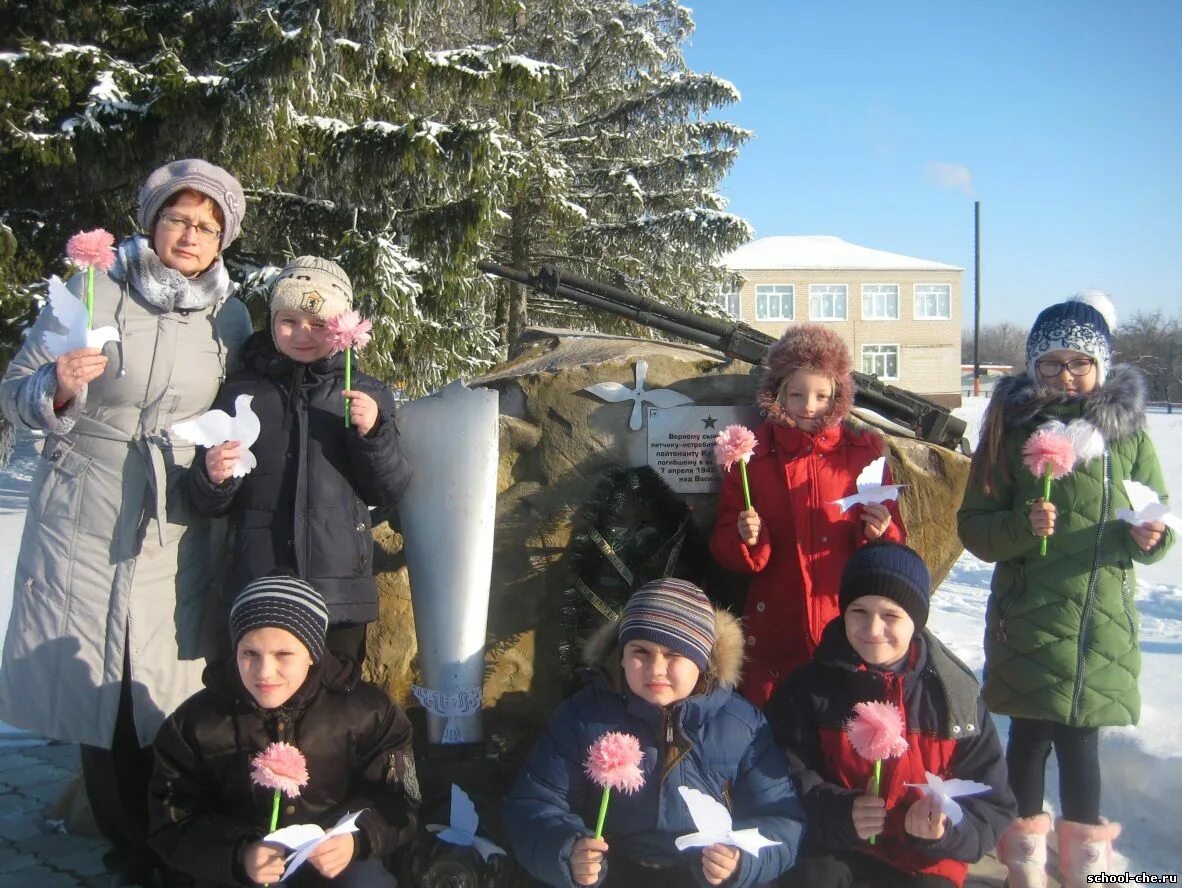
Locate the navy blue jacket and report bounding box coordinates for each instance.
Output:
[188,331,410,624]
[503,611,804,888]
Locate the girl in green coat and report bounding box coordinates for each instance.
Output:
[957,291,1174,888]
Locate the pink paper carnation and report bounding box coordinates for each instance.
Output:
[250,741,309,799]
[584,731,645,794]
[714,424,757,471]
[1022,425,1076,481]
[846,701,908,762]
[66,228,117,272]
[326,309,373,353]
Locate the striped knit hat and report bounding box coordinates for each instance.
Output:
[229,575,330,663]
[618,578,715,672]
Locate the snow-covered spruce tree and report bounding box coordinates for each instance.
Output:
[1,0,751,399]
[485,0,753,344]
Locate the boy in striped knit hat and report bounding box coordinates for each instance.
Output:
[504,578,805,888]
[149,576,418,887]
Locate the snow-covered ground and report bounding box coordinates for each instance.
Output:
[0,399,1179,871]
[933,397,1182,875]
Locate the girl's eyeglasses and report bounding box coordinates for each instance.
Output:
[1035,357,1095,377]
[159,213,221,243]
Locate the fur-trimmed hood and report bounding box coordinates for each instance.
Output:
[582,605,745,693]
[756,324,854,430]
[993,362,1147,444]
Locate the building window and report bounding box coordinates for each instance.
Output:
[755,284,793,321]
[716,291,741,319]
[862,344,899,379]
[809,284,848,321]
[862,284,899,320]
[914,283,951,319]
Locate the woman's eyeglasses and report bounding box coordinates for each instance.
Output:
[159,213,221,243]
[1035,357,1095,377]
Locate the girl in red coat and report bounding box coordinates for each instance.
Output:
[710,324,906,705]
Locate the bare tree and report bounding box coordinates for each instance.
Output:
[962,321,1028,372]
[1113,310,1182,402]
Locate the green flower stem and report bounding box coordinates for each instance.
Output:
[868,759,882,846]
[1040,470,1052,557]
[85,268,94,329]
[593,786,611,839]
[262,788,281,887]
[739,460,752,511]
[344,348,353,428]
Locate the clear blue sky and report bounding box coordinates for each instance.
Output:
[681,0,1182,329]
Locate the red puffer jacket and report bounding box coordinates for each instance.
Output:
[764,620,1017,887]
[710,420,905,704]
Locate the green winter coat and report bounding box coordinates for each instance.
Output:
[958,366,1174,728]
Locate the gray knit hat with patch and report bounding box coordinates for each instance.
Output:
[137,159,246,247]
[270,256,354,320]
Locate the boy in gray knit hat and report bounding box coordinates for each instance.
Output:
[187,258,411,665]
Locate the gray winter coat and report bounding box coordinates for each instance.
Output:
[0,238,251,747]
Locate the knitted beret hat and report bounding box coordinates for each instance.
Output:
[839,541,931,629]
[1026,290,1117,386]
[618,578,715,672]
[230,575,330,663]
[137,159,246,248]
[270,256,354,321]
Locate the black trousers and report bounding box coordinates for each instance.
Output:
[778,850,955,888]
[1006,716,1101,823]
[79,663,156,870]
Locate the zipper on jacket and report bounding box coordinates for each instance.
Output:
[1120,568,1136,635]
[1071,452,1110,723]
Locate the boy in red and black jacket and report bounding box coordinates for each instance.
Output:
[765,542,1016,888]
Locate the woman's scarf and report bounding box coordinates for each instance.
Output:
[109,235,233,312]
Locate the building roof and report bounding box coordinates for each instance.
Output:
[722,235,963,272]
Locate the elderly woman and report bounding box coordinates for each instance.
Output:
[0,159,252,881]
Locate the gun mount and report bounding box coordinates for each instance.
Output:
[479,261,967,450]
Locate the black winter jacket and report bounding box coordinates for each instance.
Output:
[189,332,411,623]
[149,654,419,886]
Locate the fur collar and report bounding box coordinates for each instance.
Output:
[993,363,1147,444]
[582,606,745,693]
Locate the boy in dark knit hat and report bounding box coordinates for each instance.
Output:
[504,578,804,888]
[188,256,411,664]
[149,576,419,887]
[765,542,1017,888]
[709,323,908,707]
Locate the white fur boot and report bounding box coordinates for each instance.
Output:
[1055,817,1122,888]
[996,813,1052,888]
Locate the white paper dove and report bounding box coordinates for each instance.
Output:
[673,786,781,857]
[1116,480,1182,532]
[904,771,991,826]
[170,394,261,477]
[264,809,364,878]
[41,275,121,356]
[426,783,506,861]
[831,456,907,512]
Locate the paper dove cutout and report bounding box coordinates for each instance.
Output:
[831,456,907,512]
[170,394,261,477]
[426,784,507,861]
[41,275,121,356]
[1116,480,1182,532]
[904,771,991,826]
[264,809,364,878]
[673,786,781,857]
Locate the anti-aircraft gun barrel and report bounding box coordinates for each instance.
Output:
[479,261,966,450]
